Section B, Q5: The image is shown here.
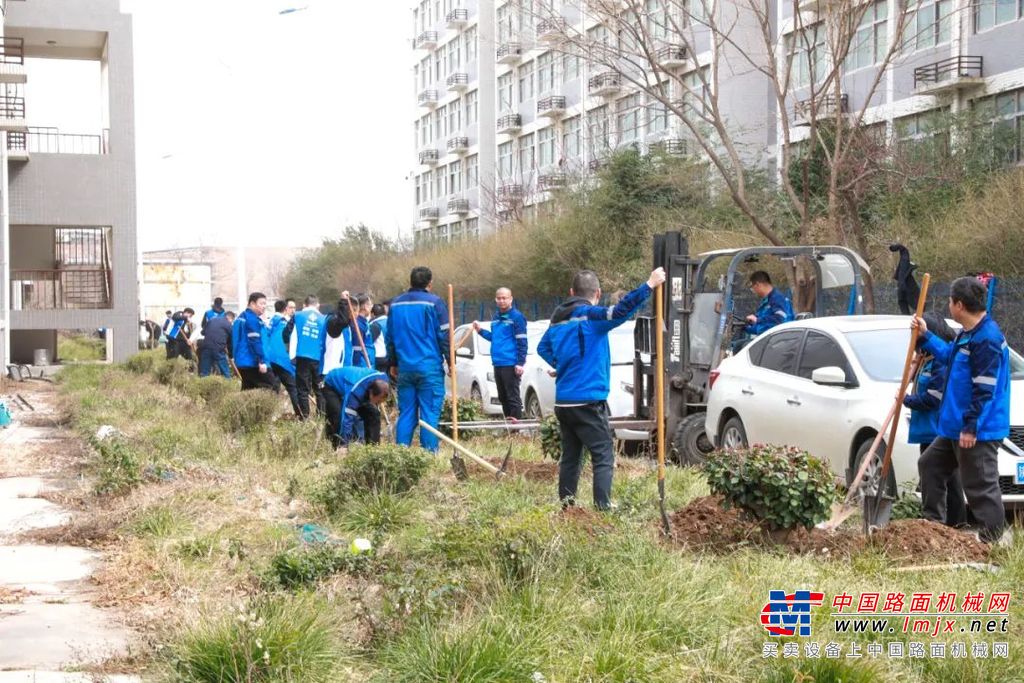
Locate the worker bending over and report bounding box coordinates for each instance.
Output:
[322,365,390,449]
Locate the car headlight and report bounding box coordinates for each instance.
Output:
[487,371,495,383]
[621,381,634,395]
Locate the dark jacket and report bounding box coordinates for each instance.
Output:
[202,315,233,356]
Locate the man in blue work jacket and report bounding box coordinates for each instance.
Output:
[744,270,794,336]
[284,295,326,419]
[472,287,528,419]
[232,292,278,392]
[351,293,374,369]
[913,277,1010,543]
[538,266,666,510]
[201,297,227,335]
[386,266,450,453]
[322,365,390,449]
[267,299,300,416]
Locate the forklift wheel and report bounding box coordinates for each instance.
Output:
[672,413,714,466]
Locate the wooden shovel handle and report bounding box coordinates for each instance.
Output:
[448,285,458,443]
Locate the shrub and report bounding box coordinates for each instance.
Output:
[440,397,485,438]
[123,350,161,375]
[155,357,192,390]
[891,484,924,521]
[539,415,561,460]
[171,594,340,682]
[185,376,237,407]
[264,543,368,589]
[318,444,432,515]
[703,445,838,531]
[92,436,142,496]
[216,390,279,434]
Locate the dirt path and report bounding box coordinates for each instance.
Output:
[0,382,139,682]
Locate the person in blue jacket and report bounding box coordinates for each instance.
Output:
[284,295,326,419]
[913,277,1010,543]
[201,297,226,335]
[744,270,794,336]
[369,303,390,374]
[350,293,375,369]
[232,292,278,392]
[322,365,390,449]
[267,299,300,416]
[903,311,966,527]
[472,287,528,419]
[538,266,666,510]
[386,266,450,453]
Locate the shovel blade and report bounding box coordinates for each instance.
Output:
[819,501,859,532]
[450,453,469,481]
[863,495,894,533]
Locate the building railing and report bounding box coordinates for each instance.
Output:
[446,8,469,24]
[793,93,848,120]
[419,206,440,221]
[650,138,693,156]
[415,31,439,49]
[497,113,522,132]
[10,268,113,310]
[497,42,523,61]
[539,172,567,189]
[497,184,524,201]
[7,130,25,150]
[656,44,688,64]
[446,72,469,89]
[537,95,567,114]
[447,136,470,152]
[588,72,622,93]
[0,36,24,64]
[913,55,983,88]
[537,18,568,35]
[447,198,470,214]
[418,149,440,165]
[418,89,440,107]
[0,95,25,118]
[17,127,107,154]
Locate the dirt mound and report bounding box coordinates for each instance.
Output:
[467,457,560,481]
[558,506,613,535]
[665,496,991,564]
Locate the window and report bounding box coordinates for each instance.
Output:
[519,60,535,102]
[894,108,950,157]
[419,57,430,89]
[498,3,519,43]
[646,0,670,41]
[499,72,515,111]
[536,52,557,95]
[847,0,887,70]
[974,0,1022,31]
[911,0,952,50]
[415,172,429,205]
[789,25,830,88]
[647,93,668,135]
[588,105,613,156]
[448,159,462,195]
[563,53,581,82]
[433,108,444,140]
[538,126,556,167]
[563,115,581,161]
[974,88,1024,164]
[419,114,431,146]
[687,0,707,23]
[682,67,710,117]
[797,332,852,381]
[756,331,804,375]
[587,24,612,60]
[519,132,536,172]
[447,99,461,134]
[466,217,480,237]
[447,38,461,72]
[465,154,479,188]
[845,329,911,381]
[499,141,514,179]
[434,52,444,83]
[465,90,478,126]
[617,93,644,143]
[434,169,446,199]
[465,26,478,63]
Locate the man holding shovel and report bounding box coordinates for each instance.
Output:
[913,277,1010,543]
[538,266,666,510]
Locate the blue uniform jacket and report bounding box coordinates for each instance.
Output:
[323,367,387,444]
[745,288,794,335]
[265,314,294,375]
[232,309,267,369]
[903,357,946,444]
[350,316,374,369]
[479,306,528,368]
[921,315,1010,441]
[538,283,651,404]
[288,308,326,361]
[385,288,450,373]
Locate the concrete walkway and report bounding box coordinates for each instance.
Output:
[0,385,139,682]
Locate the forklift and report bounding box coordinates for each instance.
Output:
[632,232,871,464]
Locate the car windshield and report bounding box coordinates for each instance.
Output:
[847,327,1024,381]
[610,326,634,365]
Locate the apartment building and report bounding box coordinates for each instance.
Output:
[0,0,138,365]
[411,0,1024,244]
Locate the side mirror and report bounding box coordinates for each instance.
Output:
[811,366,849,387]
[456,347,473,359]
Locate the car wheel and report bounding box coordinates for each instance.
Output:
[850,438,897,499]
[719,416,748,452]
[525,390,542,419]
[672,412,715,466]
[470,383,483,404]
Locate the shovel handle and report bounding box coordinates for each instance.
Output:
[418,420,502,476]
[448,285,458,443]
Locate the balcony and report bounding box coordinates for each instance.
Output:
[418,148,440,166]
[418,89,440,108]
[793,93,848,122]
[497,42,523,64]
[588,158,605,172]
[419,206,440,222]
[497,184,524,203]
[0,37,26,84]
[537,95,567,118]
[446,8,469,29]
[447,136,470,154]
[539,172,567,190]
[913,55,984,95]
[17,127,108,155]
[497,113,522,135]
[588,72,622,97]
[656,45,688,69]
[0,95,26,131]
[415,31,439,50]
[537,17,568,42]
[446,72,469,92]
[447,198,470,215]
[10,268,113,311]
[649,138,693,157]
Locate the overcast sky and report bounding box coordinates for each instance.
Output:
[93,0,413,251]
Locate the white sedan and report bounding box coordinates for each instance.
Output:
[448,321,547,417]
[705,315,1024,509]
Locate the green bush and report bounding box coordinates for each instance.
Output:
[539,415,561,460]
[155,357,192,390]
[185,376,237,407]
[318,444,432,515]
[170,594,340,682]
[92,436,142,496]
[440,396,485,438]
[264,543,368,589]
[891,484,924,521]
[123,350,161,375]
[216,390,279,434]
[703,445,838,531]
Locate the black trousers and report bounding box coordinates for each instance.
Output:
[919,437,1005,542]
[272,364,301,416]
[494,365,523,419]
[323,386,381,449]
[919,443,968,528]
[554,402,616,510]
[294,357,324,419]
[238,366,278,392]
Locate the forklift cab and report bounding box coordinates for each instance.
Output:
[634,233,870,464]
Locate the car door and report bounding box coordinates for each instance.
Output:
[451,325,475,400]
[788,331,858,461]
[743,330,806,447]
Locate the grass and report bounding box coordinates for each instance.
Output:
[57,332,106,362]
[53,359,1024,682]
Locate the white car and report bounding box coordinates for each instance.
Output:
[448,321,547,417]
[521,320,648,442]
[705,315,1024,508]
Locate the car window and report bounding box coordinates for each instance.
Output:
[1010,348,1024,380]
[610,326,635,365]
[844,329,909,381]
[472,331,489,356]
[798,331,852,381]
[747,336,769,365]
[755,331,804,375]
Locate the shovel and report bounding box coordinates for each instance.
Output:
[654,283,671,535]
[419,420,511,480]
[446,284,468,480]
